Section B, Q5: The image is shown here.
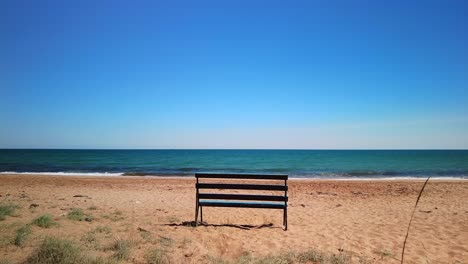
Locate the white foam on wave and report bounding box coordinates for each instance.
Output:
[0,171,124,177]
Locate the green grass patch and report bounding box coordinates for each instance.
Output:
[67,208,88,221]
[14,224,32,246]
[26,236,118,264]
[32,214,57,228]
[0,204,17,221]
[26,237,83,264]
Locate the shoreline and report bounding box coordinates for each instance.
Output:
[1,172,467,181]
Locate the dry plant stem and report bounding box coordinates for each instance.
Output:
[400,176,431,264]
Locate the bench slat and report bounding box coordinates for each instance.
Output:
[199,200,286,209]
[196,173,288,180]
[196,183,287,191]
[198,193,288,202]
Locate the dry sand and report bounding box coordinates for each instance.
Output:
[0,174,467,263]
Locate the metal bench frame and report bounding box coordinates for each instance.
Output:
[194,173,288,230]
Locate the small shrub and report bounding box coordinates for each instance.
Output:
[111,239,132,260]
[257,252,296,264]
[329,252,351,264]
[145,248,170,264]
[32,214,56,228]
[297,249,325,263]
[81,232,97,245]
[67,208,86,221]
[14,224,32,246]
[26,237,83,264]
[0,204,17,221]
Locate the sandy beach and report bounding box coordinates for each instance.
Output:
[0,174,467,263]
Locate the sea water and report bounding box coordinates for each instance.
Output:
[1,149,467,179]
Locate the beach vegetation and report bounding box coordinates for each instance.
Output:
[0,259,12,264]
[297,249,326,263]
[81,232,98,248]
[328,252,351,264]
[13,224,32,246]
[159,236,174,247]
[93,226,112,234]
[87,205,98,210]
[26,237,83,264]
[26,236,118,264]
[145,248,170,264]
[110,239,132,260]
[32,214,56,228]
[237,252,254,264]
[207,249,352,264]
[67,208,87,221]
[256,252,296,264]
[82,226,113,249]
[0,222,21,247]
[139,229,152,242]
[373,249,394,260]
[102,210,124,221]
[87,257,119,264]
[0,204,18,221]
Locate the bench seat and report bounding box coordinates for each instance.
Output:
[199,200,286,209]
[195,173,288,230]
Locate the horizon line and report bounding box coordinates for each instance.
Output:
[1,148,468,151]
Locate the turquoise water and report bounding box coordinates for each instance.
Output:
[0,149,467,178]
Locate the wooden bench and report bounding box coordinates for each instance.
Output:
[194,173,288,230]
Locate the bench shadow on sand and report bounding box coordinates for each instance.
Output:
[164,221,278,230]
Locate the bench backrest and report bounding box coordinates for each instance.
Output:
[195,173,288,203]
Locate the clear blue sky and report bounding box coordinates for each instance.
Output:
[1,0,467,149]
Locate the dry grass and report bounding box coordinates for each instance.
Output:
[208,250,352,264]
[13,224,32,246]
[109,239,132,261]
[145,248,171,264]
[102,210,124,221]
[32,214,57,228]
[26,237,118,264]
[67,208,93,221]
[26,237,84,264]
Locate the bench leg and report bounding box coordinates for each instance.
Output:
[200,206,203,223]
[283,207,288,231]
[195,204,199,226]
